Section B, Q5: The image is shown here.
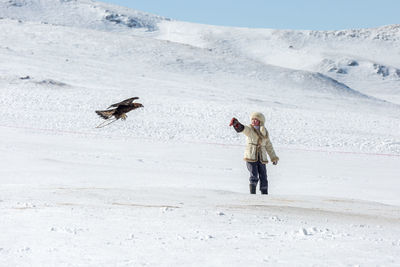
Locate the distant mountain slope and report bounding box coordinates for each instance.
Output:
[154,21,400,103]
[1,0,399,104]
[0,17,380,105]
[0,0,167,31]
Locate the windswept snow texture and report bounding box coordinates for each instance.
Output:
[0,0,400,266]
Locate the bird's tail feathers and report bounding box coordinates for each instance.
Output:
[95,109,116,120]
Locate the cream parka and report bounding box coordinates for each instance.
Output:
[242,125,279,164]
[239,112,279,164]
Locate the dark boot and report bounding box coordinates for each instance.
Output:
[261,190,268,195]
[249,184,256,194]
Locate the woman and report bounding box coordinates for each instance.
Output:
[229,112,279,194]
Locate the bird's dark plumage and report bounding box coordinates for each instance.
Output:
[96,97,143,121]
[107,97,139,109]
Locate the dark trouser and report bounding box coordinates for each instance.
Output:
[246,161,268,193]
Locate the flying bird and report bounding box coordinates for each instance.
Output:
[95,97,143,128]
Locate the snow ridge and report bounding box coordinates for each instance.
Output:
[0,0,168,31]
[309,24,400,42]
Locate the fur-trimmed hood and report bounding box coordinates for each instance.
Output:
[250,112,265,126]
[250,112,267,137]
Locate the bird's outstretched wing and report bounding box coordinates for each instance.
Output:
[107,97,139,109]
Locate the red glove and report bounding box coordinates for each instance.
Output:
[229,117,238,126]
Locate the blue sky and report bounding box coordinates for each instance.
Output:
[100,0,399,30]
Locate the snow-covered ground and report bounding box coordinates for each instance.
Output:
[1,0,400,266]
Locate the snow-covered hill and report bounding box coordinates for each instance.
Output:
[0,0,399,266]
[0,0,167,31]
[154,21,400,103]
[3,0,399,103]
